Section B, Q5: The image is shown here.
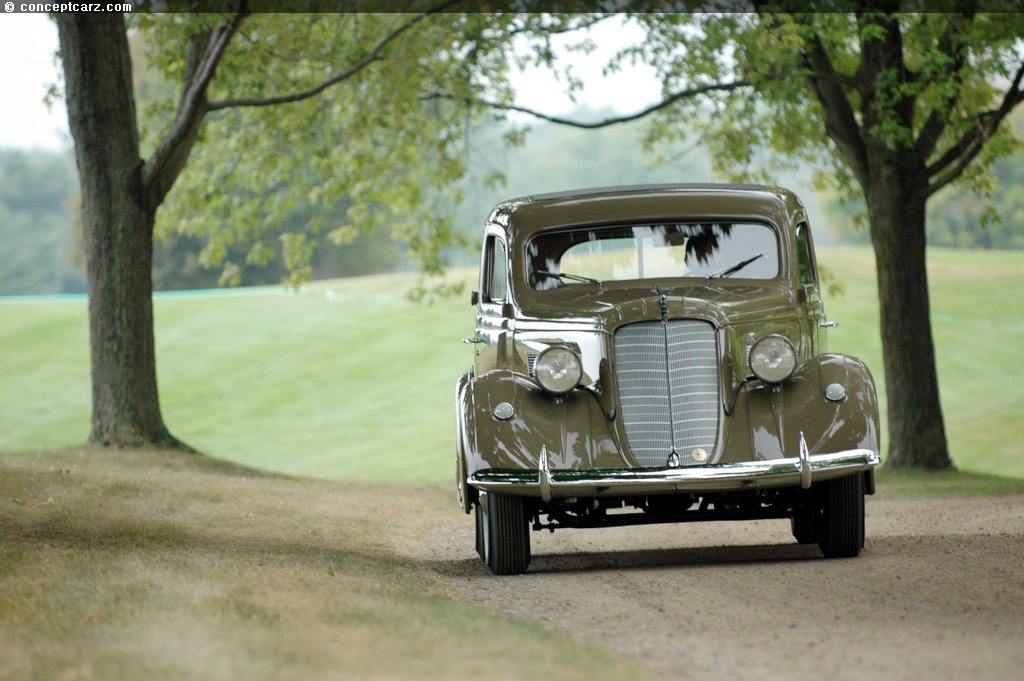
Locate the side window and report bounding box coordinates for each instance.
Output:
[794,223,817,288]
[483,236,508,303]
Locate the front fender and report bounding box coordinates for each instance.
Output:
[723,353,880,463]
[458,369,627,497]
[455,370,474,513]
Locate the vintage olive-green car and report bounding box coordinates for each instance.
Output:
[455,184,880,574]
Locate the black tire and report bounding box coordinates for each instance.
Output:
[815,473,866,558]
[475,491,530,575]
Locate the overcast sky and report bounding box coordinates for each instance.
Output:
[0,13,661,153]
[0,14,69,150]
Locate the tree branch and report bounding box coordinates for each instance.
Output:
[143,5,248,208]
[791,18,869,186]
[207,1,461,112]
[499,13,615,40]
[926,61,1024,196]
[913,9,976,161]
[423,79,751,130]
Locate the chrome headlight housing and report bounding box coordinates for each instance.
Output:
[534,346,582,395]
[749,335,797,383]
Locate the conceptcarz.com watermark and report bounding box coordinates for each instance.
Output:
[3,2,133,11]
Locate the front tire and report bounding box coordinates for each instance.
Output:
[475,491,531,575]
[815,473,866,558]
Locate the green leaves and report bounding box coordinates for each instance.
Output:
[629,11,1023,202]
[134,12,529,293]
[280,232,315,290]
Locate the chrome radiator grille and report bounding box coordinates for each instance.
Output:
[613,320,719,467]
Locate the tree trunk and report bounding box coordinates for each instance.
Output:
[865,165,953,470]
[58,13,185,449]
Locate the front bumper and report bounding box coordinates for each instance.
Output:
[469,436,880,501]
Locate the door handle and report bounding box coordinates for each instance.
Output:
[819,320,839,329]
[463,336,487,344]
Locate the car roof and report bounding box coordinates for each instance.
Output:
[488,183,807,242]
[524,183,779,202]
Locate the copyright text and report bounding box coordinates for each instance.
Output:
[4,3,133,11]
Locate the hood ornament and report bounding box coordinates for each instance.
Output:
[650,285,669,321]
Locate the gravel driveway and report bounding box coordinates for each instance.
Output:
[422,495,1024,680]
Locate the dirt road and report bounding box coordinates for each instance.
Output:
[419,495,1024,680]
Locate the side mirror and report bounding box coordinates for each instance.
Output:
[470,290,479,306]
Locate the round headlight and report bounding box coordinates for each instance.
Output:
[534,346,582,395]
[749,335,797,383]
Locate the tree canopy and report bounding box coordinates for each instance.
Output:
[133,11,473,291]
[128,10,603,293]
[55,6,604,446]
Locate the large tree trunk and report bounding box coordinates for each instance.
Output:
[851,7,953,471]
[58,13,184,449]
[865,164,953,470]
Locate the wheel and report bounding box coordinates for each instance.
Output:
[815,473,866,558]
[475,491,531,575]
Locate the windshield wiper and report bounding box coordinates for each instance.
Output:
[706,252,764,281]
[536,269,603,288]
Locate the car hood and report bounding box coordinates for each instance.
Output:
[514,282,796,330]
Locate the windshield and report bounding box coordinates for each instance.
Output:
[526,223,779,291]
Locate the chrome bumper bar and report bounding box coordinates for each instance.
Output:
[469,435,880,501]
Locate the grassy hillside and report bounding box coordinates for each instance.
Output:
[0,447,647,681]
[1,246,1021,479]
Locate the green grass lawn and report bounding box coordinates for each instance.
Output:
[1,246,1022,480]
